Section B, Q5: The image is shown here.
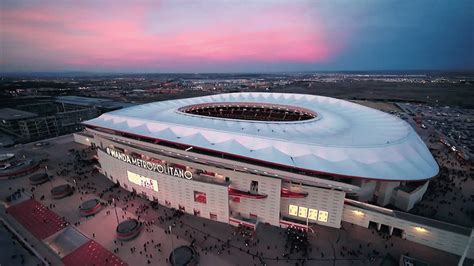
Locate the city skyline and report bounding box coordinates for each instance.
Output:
[1,0,473,73]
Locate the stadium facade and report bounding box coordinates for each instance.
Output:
[79,93,439,230]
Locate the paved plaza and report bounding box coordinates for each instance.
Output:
[0,134,470,265]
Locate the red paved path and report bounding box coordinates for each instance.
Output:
[62,240,127,266]
[7,198,67,240]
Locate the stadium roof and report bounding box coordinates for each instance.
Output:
[84,92,439,181]
[0,108,38,120]
[55,96,134,110]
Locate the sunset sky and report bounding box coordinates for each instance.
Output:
[1,0,473,73]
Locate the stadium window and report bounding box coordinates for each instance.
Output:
[250,180,258,193]
[298,206,308,218]
[318,211,329,222]
[288,205,298,216]
[308,209,318,220]
[194,191,207,204]
[173,163,186,170]
[130,152,141,158]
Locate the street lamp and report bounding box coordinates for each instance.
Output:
[112,198,120,225]
[45,165,53,189]
[73,179,80,203]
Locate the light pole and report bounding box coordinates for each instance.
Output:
[73,179,81,204]
[112,198,120,225]
[169,225,176,266]
[45,165,53,189]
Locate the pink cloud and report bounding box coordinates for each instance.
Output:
[1,2,346,71]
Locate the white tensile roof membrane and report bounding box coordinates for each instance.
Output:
[84,92,439,181]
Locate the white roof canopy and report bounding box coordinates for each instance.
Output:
[85,92,439,181]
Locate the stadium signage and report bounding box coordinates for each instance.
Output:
[106,147,193,180]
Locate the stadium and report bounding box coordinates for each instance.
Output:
[79,92,439,230]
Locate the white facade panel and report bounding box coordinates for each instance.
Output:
[94,135,344,230]
[98,148,229,223]
[280,183,345,229]
[228,173,281,226]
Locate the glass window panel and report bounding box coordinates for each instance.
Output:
[298,206,308,218]
[318,210,329,222]
[288,205,298,216]
[308,209,318,220]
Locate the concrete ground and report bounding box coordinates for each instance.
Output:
[0,134,470,266]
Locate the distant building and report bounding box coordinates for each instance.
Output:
[55,96,134,112]
[0,96,133,143]
[0,108,38,137]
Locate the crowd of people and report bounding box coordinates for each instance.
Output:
[284,226,309,257]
